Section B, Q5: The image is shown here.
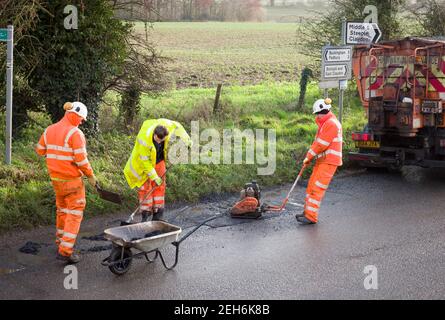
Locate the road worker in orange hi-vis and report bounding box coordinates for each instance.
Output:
[295,98,343,225]
[36,102,97,264]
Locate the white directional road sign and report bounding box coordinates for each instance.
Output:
[324,47,352,63]
[324,64,349,78]
[321,45,353,82]
[345,22,381,45]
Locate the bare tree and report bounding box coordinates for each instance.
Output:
[410,0,445,36]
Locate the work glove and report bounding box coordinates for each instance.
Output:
[303,158,311,166]
[88,175,97,187]
[154,177,163,186]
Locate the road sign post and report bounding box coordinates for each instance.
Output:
[321,36,352,124]
[1,25,13,165]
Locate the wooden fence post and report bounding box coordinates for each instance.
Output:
[214,84,223,113]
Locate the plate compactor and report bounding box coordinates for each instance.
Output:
[230,166,307,219]
[230,181,265,219]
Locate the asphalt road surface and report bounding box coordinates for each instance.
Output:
[0,167,444,300]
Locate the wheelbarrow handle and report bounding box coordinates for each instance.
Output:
[174,212,226,246]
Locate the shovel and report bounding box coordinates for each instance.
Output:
[96,184,123,205]
[120,171,168,226]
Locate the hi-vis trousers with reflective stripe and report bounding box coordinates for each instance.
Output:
[138,160,166,213]
[304,162,338,223]
[51,179,85,257]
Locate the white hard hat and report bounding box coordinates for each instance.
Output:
[64,102,88,120]
[312,98,332,114]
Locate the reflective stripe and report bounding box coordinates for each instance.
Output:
[317,149,342,159]
[141,200,153,205]
[146,126,155,139]
[76,159,89,166]
[148,169,157,178]
[129,158,142,180]
[37,144,46,150]
[60,241,74,249]
[309,149,317,157]
[76,199,86,204]
[153,197,165,201]
[47,154,75,161]
[308,198,321,206]
[57,229,64,235]
[60,208,83,216]
[52,177,81,182]
[140,156,150,161]
[315,181,329,190]
[43,129,48,145]
[329,118,342,130]
[325,149,342,157]
[47,144,73,152]
[333,137,343,142]
[64,127,80,147]
[74,147,87,154]
[306,206,318,213]
[140,206,152,211]
[63,232,77,240]
[316,138,330,146]
[138,138,149,148]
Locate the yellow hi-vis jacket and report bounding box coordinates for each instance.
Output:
[124,119,191,189]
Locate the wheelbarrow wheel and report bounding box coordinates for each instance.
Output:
[108,246,133,276]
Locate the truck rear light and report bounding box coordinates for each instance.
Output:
[352,133,373,141]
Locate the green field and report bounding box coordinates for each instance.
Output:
[0,20,366,231]
[0,82,366,230]
[142,22,307,89]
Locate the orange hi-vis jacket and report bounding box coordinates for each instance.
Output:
[306,112,343,166]
[36,115,94,180]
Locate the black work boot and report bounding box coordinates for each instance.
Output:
[141,211,152,223]
[152,208,165,222]
[57,252,81,264]
[296,214,316,226]
[295,211,305,219]
[295,211,316,225]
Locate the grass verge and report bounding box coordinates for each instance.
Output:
[0,82,366,231]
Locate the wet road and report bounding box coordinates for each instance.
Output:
[0,167,444,300]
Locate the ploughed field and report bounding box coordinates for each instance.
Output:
[137,22,307,89]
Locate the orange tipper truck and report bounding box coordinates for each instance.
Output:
[349,37,445,170]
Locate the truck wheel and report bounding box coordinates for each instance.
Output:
[365,166,387,173]
[387,164,403,174]
[108,246,132,276]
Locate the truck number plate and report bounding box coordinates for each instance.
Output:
[355,141,380,149]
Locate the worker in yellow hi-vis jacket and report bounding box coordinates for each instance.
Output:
[124,119,191,222]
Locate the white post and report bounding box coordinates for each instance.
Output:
[5,25,14,165]
[338,19,347,124]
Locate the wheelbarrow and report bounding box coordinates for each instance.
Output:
[101,214,225,275]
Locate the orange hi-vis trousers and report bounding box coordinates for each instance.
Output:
[52,178,86,257]
[304,162,338,223]
[138,160,166,212]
